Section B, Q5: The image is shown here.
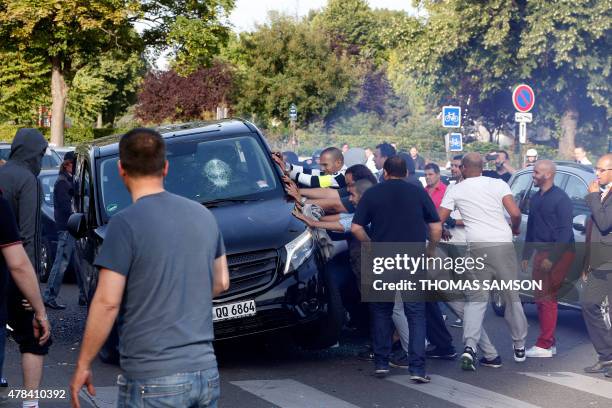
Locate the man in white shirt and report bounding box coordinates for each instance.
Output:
[438,153,528,371]
[574,146,592,165]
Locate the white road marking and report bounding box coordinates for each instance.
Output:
[231,379,360,408]
[387,374,541,408]
[519,371,612,400]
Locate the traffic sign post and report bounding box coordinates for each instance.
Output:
[449,133,463,152]
[289,103,297,121]
[442,106,461,128]
[515,112,532,123]
[519,122,527,144]
[289,103,298,147]
[512,84,535,145]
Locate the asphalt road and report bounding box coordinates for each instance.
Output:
[2,284,611,408]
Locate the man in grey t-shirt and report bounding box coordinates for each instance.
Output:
[69,128,230,408]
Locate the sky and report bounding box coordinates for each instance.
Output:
[228,0,418,32]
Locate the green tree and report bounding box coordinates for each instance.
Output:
[67,51,145,127]
[138,0,235,74]
[391,0,611,157]
[518,0,611,157]
[229,13,358,128]
[0,51,49,124]
[0,0,235,145]
[0,0,140,145]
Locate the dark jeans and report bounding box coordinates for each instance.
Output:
[44,230,85,302]
[370,301,426,375]
[117,368,220,408]
[582,269,612,362]
[426,302,454,352]
[327,250,363,326]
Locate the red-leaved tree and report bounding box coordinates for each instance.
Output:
[136,61,234,124]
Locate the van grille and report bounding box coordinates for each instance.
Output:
[221,249,278,297]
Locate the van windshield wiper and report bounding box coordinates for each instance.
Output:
[201,198,260,207]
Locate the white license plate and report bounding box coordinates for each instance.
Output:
[213,300,256,322]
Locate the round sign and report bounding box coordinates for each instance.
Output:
[512,84,535,113]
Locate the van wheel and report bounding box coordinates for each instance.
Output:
[491,290,506,317]
[294,270,344,350]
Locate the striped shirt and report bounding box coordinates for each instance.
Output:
[289,164,347,188]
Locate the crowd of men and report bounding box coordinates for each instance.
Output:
[274,141,612,381]
[0,127,610,407]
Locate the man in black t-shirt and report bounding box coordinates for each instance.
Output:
[351,156,442,382]
[0,194,50,401]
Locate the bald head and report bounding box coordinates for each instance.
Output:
[534,159,556,175]
[532,159,556,189]
[461,152,483,178]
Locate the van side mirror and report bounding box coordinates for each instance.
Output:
[67,213,87,238]
[573,214,587,232]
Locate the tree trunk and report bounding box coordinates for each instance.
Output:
[50,57,68,147]
[559,95,578,159]
[96,112,103,129]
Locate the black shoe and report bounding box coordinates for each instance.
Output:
[410,373,431,384]
[461,346,476,371]
[513,347,526,362]
[357,345,374,361]
[389,352,410,369]
[374,366,390,378]
[479,355,503,368]
[44,299,66,310]
[426,347,457,360]
[605,367,612,378]
[584,360,612,373]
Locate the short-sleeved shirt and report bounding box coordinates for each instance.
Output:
[0,195,22,323]
[353,179,439,243]
[94,191,225,379]
[440,176,513,243]
[443,184,467,244]
[426,182,447,209]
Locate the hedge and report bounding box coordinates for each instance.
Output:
[0,125,130,146]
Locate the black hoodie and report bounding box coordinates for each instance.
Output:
[0,128,48,275]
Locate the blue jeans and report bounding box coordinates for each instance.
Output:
[117,368,220,408]
[43,230,75,302]
[370,301,426,375]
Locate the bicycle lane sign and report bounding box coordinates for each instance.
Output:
[442,106,461,128]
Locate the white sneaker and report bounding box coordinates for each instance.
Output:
[525,345,554,358]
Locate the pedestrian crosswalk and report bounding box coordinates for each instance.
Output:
[80,371,612,408]
[519,371,612,400]
[386,375,540,408]
[231,380,360,408]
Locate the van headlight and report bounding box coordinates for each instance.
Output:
[283,230,314,274]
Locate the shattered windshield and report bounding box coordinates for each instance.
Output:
[99,134,280,218]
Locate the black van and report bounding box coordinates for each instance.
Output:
[68,120,343,362]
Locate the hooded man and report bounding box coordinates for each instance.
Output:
[0,128,51,408]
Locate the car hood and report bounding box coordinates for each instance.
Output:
[95,197,306,255]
